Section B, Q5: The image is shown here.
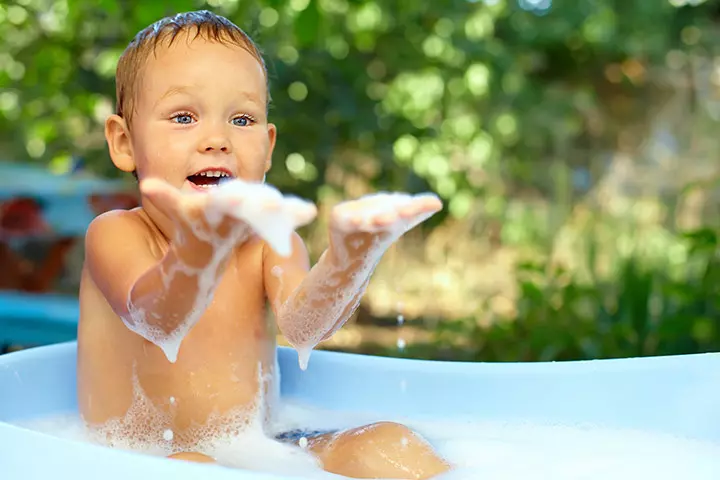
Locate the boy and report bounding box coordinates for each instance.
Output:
[77,10,450,479]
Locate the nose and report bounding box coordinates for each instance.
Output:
[199,126,232,154]
[204,143,229,153]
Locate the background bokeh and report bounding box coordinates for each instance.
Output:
[1,0,718,361]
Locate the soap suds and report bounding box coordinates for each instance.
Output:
[16,400,720,480]
[123,234,237,363]
[83,360,275,458]
[278,192,439,369]
[121,179,316,363]
[211,180,316,257]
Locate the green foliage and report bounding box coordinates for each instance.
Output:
[370,226,719,362]
[0,0,715,214]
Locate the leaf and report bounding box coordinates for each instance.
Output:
[294,0,321,48]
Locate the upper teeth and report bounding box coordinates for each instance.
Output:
[198,170,229,177]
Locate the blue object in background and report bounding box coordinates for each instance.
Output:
[0,291,79,348]
[0,161,132,237]
[0,161,132,348]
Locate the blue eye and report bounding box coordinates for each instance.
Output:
[172,113,194,124]
[232,115,254,127]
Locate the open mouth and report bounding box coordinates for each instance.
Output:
[187,169,233,189]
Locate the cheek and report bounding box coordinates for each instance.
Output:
[236,131,271,179]
[134,128,192,179]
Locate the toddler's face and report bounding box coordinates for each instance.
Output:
[130,34,275,193]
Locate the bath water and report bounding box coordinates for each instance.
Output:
[13,400,720,479]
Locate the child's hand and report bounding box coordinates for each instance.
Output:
[328,192,442,260]
[141,178,316,258]
[140,178,244,249]
[211,179,317,256]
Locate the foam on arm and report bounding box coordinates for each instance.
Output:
[122,233,237,362]
[85,210,244,363]
[268,193,428,369]
[274,247,376,370]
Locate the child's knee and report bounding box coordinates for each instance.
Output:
[320,422,450,479]
[356,421,418,446]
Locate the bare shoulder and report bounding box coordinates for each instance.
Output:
[85,208,164,260]
[83,208,165,318]
[85,208,152,245]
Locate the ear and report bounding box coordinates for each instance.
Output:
[105,114,135,173]
[264,123,277,173]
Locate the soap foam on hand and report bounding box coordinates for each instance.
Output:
[210,179,317,257]
[279,191,442,370]
[331,192,423,234]
[122,180,316,364]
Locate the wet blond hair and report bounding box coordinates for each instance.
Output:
[115,10,268,128]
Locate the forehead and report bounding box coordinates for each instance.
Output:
[137,34,267,106]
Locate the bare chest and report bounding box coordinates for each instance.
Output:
[179,243,270,351]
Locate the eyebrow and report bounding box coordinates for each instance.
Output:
[154,85,193,109]
[154,85,265,110]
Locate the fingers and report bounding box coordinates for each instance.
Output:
[295,204,318,227]
[330,211,361,233]
[394,197,442,234]
[140,178,183,218]
[398,194,442,219]
[333,192,442,234]
[373,212,398,227]
[403,196,442,231]
[266,197,317,229]
[139,177,175,198]
[211,185,245,211]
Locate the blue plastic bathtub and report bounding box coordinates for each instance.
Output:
[0,342,719,479]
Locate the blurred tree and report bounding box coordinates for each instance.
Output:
[0,0,714,218]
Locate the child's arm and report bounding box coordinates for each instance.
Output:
[265,193,442,369]
[86,178,317,363]
[85,180,248,362]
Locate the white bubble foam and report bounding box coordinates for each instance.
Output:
[276,251,379,370]
[75,361,274,458]
[297,347,313,372]
[123,236,237,363]
[211,179,315,257]
[17,400,720,480]
[120,180,315,363]
[330,192,434,234]
[275,192,440,369]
